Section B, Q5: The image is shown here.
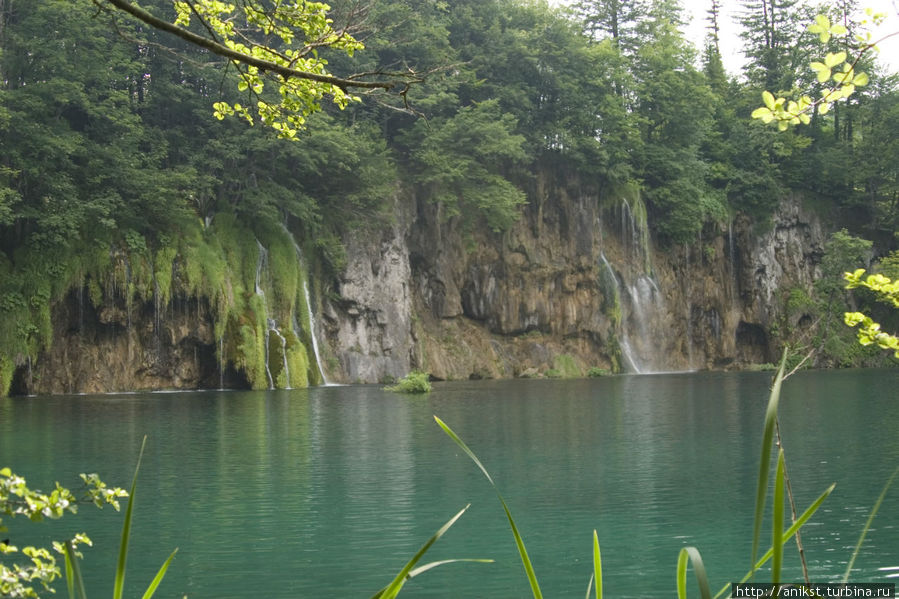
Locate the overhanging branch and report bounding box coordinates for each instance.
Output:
[94,0,414,93]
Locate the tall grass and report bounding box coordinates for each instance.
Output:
[63,437,178,599]
[388,354,893,598]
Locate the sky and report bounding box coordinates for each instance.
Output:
[680,0,899,74]
[550,0,899,75]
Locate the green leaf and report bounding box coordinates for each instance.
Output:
[114,437,147,599]
[750,351,787,577]
[842,466,899,582]
[140,548,178,599]
[593,530,602,599]
[772,450,785,583]
[713,483,836,599]
[372,505,471,599]
[825,51,847,68]
[434,416,543,599]
[64,540,88,599]
[810,62,831,83]
[751,107,774,123]
[676,547,712,599]
[762,91,776,110]
[854,72,869,86]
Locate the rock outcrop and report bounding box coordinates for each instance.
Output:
[9,173,828,394]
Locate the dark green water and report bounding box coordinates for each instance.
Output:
[1,370,897,598]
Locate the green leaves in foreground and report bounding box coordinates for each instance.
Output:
[435,415,544,599]
[65,437,178,599]
[371,505,492,599]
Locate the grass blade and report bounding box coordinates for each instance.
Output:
[751,351,787,577]
[64,540,88,599]
[434,416,544,599]
[405,558,494,579]
[593,530,602,599]
[140,548,179,599]
[772,449,785,583]
[63,542,76,599]
[115,435,147,599]
[713,483,835,599]
[434,416,496,485]
[842,465,899,582]
[371,504,470,599]
[676,546,711,599]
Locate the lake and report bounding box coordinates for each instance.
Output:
[1,369,897,598]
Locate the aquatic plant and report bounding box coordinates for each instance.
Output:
[385,371,432,394]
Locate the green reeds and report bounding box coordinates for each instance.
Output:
[371,505,492,599]
[434,415,544,599]
[63,437,178,599]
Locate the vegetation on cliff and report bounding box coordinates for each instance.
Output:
[1,0,898,393]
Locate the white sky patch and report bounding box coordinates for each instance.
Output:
[681,0,899,75]
[549,0,899,74]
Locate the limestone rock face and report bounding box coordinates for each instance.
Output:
[20,293,222,395]
[321,174,827,382]
[320,217,415,384]
[10,175,828,394]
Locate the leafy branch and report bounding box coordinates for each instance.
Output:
[92,0,425,138]
[751,11,892,130]
[844,269,899,358]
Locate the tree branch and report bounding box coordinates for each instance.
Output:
[94,0,414,92]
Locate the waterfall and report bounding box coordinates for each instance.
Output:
[600,252,642,374]
[303,281,328,385]
[727,220,738,304]
[254,240,275,390]
[283,226,329,385]
[269,319,291,389]
[219,334,224,390]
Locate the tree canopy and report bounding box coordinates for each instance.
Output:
[1,0,899,391]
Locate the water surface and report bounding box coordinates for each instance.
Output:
[1,370,897,597]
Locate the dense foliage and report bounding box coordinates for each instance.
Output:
[1,0,897,393]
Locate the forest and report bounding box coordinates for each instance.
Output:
[1,0,898,395]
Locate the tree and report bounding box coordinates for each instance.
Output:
[91,0,424,138]
[747,7,898,361]
[571,0,648,54]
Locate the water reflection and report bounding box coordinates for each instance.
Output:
[0,369,896,598]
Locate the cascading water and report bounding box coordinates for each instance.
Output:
[284,228,329,385]
[219,334,225,390]
[254,240,276,390]
[599,196,674,373]
[269,319,291,389]
[303,281,328,385]
[599,252,642,374]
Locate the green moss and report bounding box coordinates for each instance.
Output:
[153,245,178,308]
[587,367,610,378]
[285,331,310,388]
[0,355,14,397]
[0,210,327,395]
[553,354,582,378]
[544,368,562,378]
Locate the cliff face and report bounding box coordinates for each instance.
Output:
[9,173,827,394]
[321,173,827,383]
[15,292,225,395]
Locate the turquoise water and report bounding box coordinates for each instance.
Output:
[1,369,897,598]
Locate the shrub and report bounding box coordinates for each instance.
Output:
[587,367,610,378]
[385,371,432,394]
